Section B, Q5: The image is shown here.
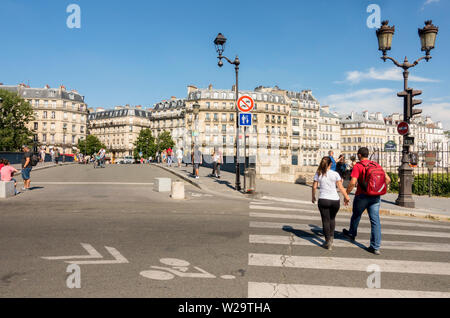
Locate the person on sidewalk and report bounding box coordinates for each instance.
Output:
[192,145,202,179]
[342,147,391,255]
[312,156,350,250]
[0,159,19,195]
[167,147,173,167]
[54,148,60,164]
[211,147,223,178]
[21,145,33,191]
[336,154,347,179]
[176,147,183,168]
[328,150,337,171]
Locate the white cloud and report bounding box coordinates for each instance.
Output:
[422,102,450,129]
[422,0,440,10]
[337,67,440,84]
[320,88,450,130]
[321,88,400,115]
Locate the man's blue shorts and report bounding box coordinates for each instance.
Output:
[21,167,32,180]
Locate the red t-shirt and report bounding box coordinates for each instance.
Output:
[351,160,382,195]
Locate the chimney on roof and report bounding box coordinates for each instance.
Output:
[208,84,213,91]
[187,85,198,94]
[232,84,236,92]
[135,105,142,109]
[44,84,50,89]
[351,111,354,120]
[363,110,369,120]
[171,96,177,101]
[59,85,66,91]
[322,105,330,113]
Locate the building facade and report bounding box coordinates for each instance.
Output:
[87,106,152,161]
[0,83,88,154]
[319,106,341,160]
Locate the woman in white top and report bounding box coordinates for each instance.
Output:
[312,156,350,250]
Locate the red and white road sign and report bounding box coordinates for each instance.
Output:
[397,121,409,136]
[237,96,254,113]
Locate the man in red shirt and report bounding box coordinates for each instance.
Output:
[342,147,391,255]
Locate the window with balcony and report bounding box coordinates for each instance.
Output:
[51,111,56,119]
[43,111,48,119]
[34,122,38,130]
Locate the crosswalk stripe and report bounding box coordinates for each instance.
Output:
[249,234,450,252]
[260,196,313,205]
[248,253,450,275]
[250,221,450,238]
[249,205,450,225]
[248,282,450,298]
[250,212,450,230]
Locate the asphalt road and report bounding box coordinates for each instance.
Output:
[0,164,449,297]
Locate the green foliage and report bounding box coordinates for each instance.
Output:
[156,130,175,152]
[387,172,450,197]
[77,135,106,155]
[133,128,156,159]
[0,89,34,151]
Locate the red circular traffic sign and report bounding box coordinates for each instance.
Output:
[237,96,254,113]
[397,121,409,136]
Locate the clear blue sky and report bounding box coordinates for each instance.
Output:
[1,0,449,128]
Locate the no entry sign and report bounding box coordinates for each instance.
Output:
[237,96,254,113]
[397,121,409,136]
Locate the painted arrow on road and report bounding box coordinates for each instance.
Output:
[42,243,129,265]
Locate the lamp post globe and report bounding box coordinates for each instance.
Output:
[376,20,395,58]
[418,20,438,60]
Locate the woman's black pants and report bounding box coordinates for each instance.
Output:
[318,199,340,242]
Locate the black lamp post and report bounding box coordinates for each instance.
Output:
[376,20,438,208]
[214,33,241,191]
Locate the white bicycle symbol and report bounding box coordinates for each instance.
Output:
[140,258,236,280]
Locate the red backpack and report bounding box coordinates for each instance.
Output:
[357,161,387,196]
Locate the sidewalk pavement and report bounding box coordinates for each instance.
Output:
[155,163,450,222]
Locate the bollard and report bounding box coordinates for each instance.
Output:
[171,180,185,200]
[153,178,172,192]
[244,168,256,193]
[0,181,15,198]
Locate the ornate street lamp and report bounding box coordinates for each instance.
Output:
[376,20,439,208]
[214,32,241,191]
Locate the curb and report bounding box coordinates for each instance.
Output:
[153,164,251,201]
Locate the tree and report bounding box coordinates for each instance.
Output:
[0,89,34,151]
[133,128,156,159]
[157,130,175,152]
[77,135,106,155]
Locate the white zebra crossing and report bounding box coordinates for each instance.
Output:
[250,212,450,230]
[249,202,450,225]
[248,282,450,298]
[249,253,450,275]
[250,221,450,238]
[247,200,450,298]
[249,234,450,252]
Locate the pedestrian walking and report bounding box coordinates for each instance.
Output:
[167,147,173,167]
[211,147,222,178]
[54,148,60,164]
[21,145,33,191]
[328,150,337,171]
[349,156,357,170]
[312,156,350,250]
[336,154,347,179]
[176,147,183,168]
[40,148,46,163]
[0,159,19,195]
[50,148,55,163]
[192,145,202,179]
[342,147,391,255]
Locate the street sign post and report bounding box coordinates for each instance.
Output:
[237,96,254,113]
[403,136,415,146]
[384,140,397,152]
[239,113,252,127]
[397,121,410,136]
